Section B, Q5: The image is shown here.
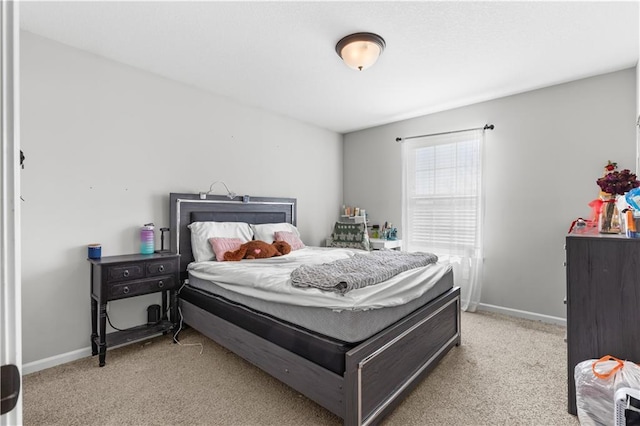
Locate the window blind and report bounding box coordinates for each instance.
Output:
[403,132,481,257]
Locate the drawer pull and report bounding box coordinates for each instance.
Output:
[123,286,130,294]
[158,281,164,288]
[158,265,165,273]
[123,270,130,278]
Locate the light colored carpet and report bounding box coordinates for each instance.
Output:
[23,311,579,425]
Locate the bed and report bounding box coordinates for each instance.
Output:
[170,193,461,426]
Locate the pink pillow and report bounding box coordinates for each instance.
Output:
[274,231,305,250]
[209,237,244,261]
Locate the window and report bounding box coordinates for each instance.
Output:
[402,128,485,311]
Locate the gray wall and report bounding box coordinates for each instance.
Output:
[20,32,343,366]
[344,68,637,322]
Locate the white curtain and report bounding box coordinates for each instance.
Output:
[401,129,485,312]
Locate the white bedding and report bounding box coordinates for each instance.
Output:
[187,246,452,312]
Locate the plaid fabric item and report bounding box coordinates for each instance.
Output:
[329,222,370,251]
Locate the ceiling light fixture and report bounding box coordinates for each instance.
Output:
[335,32,386,71]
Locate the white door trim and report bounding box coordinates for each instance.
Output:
[1,0,22,423]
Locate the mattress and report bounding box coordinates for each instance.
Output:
[186,247,454,342]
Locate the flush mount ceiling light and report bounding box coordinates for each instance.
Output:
[335,32,386,71]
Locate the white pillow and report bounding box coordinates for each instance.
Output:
[188,221,253,262]
[250,223,300,244]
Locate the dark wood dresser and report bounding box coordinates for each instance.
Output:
[565,234,640,415]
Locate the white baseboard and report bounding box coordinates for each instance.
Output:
[22,332,170,374]
[22,346,92,375]
[477,303,566,327]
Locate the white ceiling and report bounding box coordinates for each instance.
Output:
[19,1,639,134]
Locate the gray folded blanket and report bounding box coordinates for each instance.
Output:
[291,250,438,294]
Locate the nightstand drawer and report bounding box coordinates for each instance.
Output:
[146,259,178,276]
[108,276,176,299]
[107,265,144,282]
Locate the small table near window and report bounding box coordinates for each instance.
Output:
[369,238,402,251]
[325,238,402,251]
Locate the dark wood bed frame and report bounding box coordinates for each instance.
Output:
[170,193,461,426]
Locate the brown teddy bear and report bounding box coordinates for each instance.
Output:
[223,240,292,261]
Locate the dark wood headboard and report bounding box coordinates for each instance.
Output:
[169,193,297,280]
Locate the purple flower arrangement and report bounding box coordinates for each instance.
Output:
[597,168,640,196]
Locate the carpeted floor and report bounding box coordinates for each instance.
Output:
[22,311,579,425]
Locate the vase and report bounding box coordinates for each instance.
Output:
[598,196,621,234]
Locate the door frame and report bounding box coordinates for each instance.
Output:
[1,0,22,423]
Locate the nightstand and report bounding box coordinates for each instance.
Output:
[89,252,179,367]
[369,238,402,251]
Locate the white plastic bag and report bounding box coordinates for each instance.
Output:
[575,355,640,426]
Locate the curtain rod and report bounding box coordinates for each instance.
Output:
[395,124,494,142]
